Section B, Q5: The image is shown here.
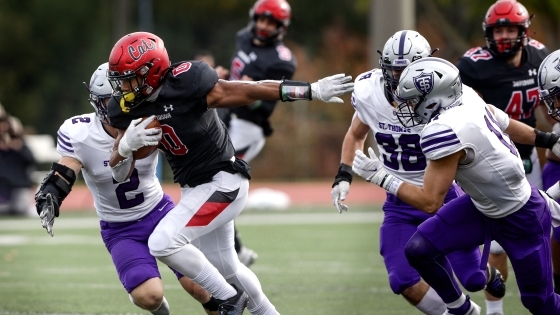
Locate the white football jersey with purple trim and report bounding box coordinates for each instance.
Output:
[420,85,530,218]
[56,113,164,222]
[352,69,426,186]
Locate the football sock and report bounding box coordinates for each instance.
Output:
[156,243,236,300]
[485,299,503,315]
[415,287,446,315]
[128,294,171,315]
[247,296,279,315]
[446,294,467,309]
[150,297,170,315]
[192,261,237,300]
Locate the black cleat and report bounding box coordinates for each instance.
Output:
[485,264,506,298]
[217,284,248,315]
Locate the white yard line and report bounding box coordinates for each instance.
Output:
[0,212,383,232]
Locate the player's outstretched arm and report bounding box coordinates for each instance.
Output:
[35,156,82,236]
[206,73,354,108]
[486,104,560,156]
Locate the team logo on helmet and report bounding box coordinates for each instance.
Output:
[555,60,560,73]
[413,72,434,95]
[128,39,155,61]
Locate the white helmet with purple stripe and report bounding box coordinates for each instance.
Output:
[379,30,433,94]
[85,62,112,125]
[537,49,560,122]
[394,57,462,127]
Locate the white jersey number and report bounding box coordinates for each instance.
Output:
[374,132,426,171]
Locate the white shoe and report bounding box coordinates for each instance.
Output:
[238,246,258,267]
[443,300,481,315]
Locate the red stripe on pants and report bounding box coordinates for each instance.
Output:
[186,201,230,227]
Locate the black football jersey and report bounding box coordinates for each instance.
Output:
[228,28,297,135]
[456,40,549,158]
[107,61,235,187]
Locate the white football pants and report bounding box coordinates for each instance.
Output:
[229,117,265,163]
[148,171,277,314]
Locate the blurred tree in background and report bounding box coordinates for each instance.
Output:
[0,0,558,181]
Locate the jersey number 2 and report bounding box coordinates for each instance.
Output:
[113,168,144,209]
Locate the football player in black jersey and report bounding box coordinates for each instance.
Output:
[456,1,551,314]
[222,0,297,268]
[105,31,353,315]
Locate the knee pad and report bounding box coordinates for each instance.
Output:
[404,233,439,266]
[461,270,486,292]
[490,241,505,254]
[148,228,173,257]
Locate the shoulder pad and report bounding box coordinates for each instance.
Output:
[57,113,95,151]
[275,45,294,62]
[420,122,462,160]
[527,39,546,51]
[461,47,493,62]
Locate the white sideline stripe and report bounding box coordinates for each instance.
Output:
[0,212,382,231]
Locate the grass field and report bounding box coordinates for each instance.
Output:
[0,205,531,314]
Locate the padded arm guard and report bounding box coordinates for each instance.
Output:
[279,79,312,102]
[35,162,76,216]
[332,163,353,188]
[535,129,560,149]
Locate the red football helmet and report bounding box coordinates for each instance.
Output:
[482,0,531,57]
[107,32,170,109]
[249,0,291,43]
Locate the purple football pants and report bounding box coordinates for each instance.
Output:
[381,184,481,294]
[100,194,182,293]
[405,185,560,315]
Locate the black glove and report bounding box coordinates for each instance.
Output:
[36,193,59,237]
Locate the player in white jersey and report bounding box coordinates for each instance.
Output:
[331,31,499,315]
[537,49,560,296]
[34,63,221,315]
[352,57,560,314]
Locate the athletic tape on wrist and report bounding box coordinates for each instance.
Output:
[118,133,132,157]
[384,175,403,195]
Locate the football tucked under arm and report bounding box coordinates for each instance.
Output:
[133,116,161,160]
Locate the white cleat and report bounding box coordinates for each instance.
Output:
[238,246,258,267]
[443,299,481,315]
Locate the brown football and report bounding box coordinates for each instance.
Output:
[132,117,161,160]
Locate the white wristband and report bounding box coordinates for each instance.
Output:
[117,133,132,158]
[382,175,403,195]
[547,182,560,200]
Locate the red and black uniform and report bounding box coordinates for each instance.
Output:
[456,40,549,159]
[226,28,296,136]
[108,61,246,187]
